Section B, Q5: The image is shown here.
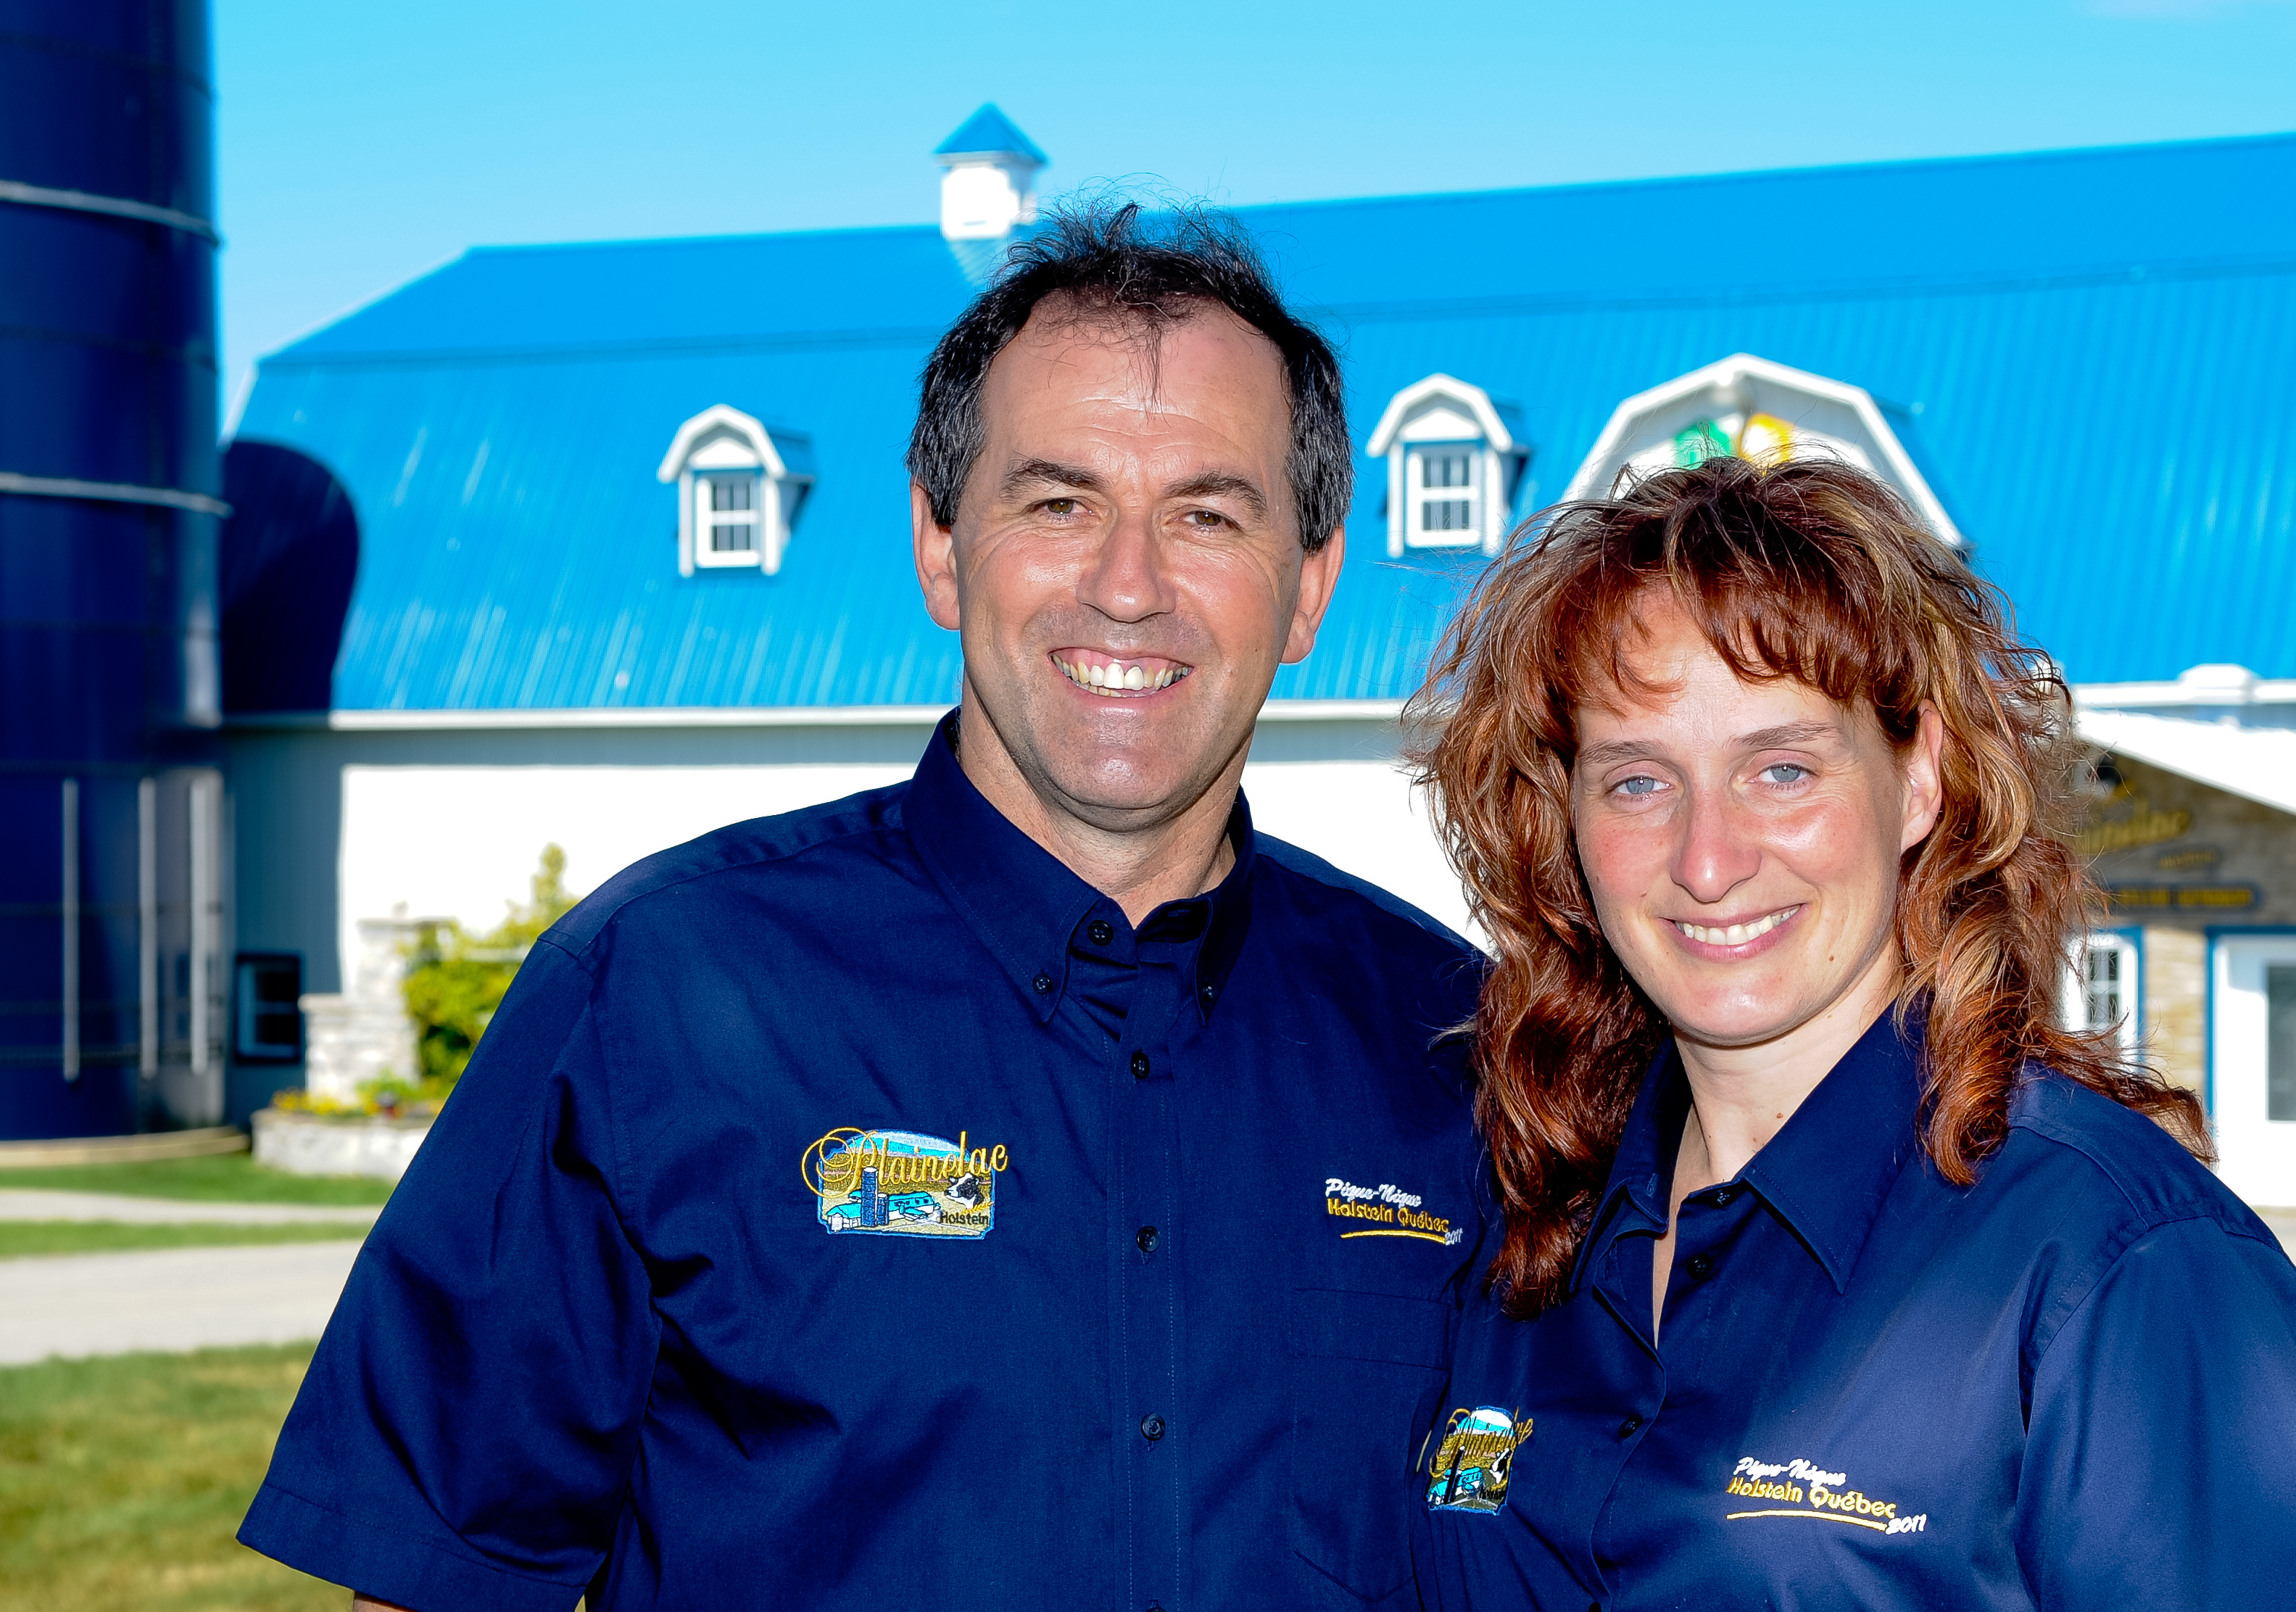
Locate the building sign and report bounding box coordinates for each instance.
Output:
[2104,883,2260,911]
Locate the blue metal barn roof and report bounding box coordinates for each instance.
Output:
[230,131,2296,713]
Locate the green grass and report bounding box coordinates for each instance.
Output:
[0,1222,369,1260]
[0,1154,394,1207]
[0,1343,344,1612]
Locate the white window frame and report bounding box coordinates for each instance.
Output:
[2063,928,2142,1054]
[1406,442,1483,550]
[2210,932,2296,1207]
[694,471,766,569]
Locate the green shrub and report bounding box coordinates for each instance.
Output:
[399,845,580,1098]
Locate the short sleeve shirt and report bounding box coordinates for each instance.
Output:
[241,716,1490,1612]
[1415,1012,2296,1611]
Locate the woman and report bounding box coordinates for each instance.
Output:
[1409,456,2296,1610]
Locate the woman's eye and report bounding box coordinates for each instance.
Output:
[1613,775,1664,798]
[1760,763,1811,785]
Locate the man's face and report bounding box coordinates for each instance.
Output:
[913,301,1343,835]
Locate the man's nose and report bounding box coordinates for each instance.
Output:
[1077,504,1176,624]
[1670,783,1762,906]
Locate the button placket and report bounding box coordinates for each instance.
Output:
[1111,933,1193,1612]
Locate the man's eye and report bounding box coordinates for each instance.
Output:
[1182,508,1228,529]
[1760,764,1810,785]
[1041,498,1079,516]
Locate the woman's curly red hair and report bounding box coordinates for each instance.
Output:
[1410,455,2209,1318]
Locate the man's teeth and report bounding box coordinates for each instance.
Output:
[1057,658,1188,695]
[1675,907,1799,946]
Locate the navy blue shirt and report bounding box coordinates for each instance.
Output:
[241,717,1488,1611]
[1417,1011,2296,1612]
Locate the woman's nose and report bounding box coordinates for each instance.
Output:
[1670,785,1762,906]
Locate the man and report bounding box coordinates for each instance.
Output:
[241,205,1486,1611]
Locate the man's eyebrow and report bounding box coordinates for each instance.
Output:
[1166,471,1268,520]
[998,458,1105,500]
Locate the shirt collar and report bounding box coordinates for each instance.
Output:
[903,711,1257,1025]
[1574,1007,1926,1296]
[1740,1008,1925,1291]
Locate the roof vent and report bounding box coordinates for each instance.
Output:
[935,104,1047,241]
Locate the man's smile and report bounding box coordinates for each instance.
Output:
[1052,648,1194,697]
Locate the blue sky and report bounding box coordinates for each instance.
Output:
[215,0,2296,408]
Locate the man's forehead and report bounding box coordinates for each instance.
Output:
[993,297,1283,400]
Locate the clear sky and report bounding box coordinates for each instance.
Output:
[214,0,2296,410]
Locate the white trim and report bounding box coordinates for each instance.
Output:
[2074,708,2296,819]
[228,698,1408,734]
[656,404,787,483]
[2074,666,2296,709]
[0,471,230,518]
[1563,352,1963,547]
[1367,374,1514,458]
[0,178,219,242]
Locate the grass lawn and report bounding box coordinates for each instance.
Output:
[0,1222,369,1260]
[0,1154,394,1207]
[0,1343,343,1612]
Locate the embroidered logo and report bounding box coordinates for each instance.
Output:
[1425,1406,1525,1514]
[1325,1178,1463,1245]
[801,1128,1008,1239]
[1723,1455,1928,1536]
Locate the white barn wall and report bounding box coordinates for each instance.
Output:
[254,713,1479,996]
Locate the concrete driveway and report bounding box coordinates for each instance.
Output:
[0,1239,364,1365]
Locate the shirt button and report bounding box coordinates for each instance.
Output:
[1710,1187,1735,1208]
[1137,1225,1159,1252]
[1687,1252,1715,1279]
[1130,1051,1151,1080]
[1200,983,1216,1001]
[1088,919,1114,946]
[1617,1415,1642,1439]
[1140,1413,1166,1442]
[1032,973,1053,995]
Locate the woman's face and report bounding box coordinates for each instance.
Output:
[1569,597,1944,1055]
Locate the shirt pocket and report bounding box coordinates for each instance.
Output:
[1288,1285,1453,1608]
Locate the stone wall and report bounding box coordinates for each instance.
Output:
[298,915,428,1104]
[2084,756,2296,1094]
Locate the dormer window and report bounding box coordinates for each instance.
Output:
[656,405,815,576]
[1563,352,1963,545]
[1367,374,1529,558]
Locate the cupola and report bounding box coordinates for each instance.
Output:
[934,104,1048,241]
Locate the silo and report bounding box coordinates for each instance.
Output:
[0,0,225,1137]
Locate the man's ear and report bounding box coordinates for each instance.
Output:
[913,481,961,632]
[1279,522,1346,666]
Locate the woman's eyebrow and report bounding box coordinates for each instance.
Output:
[1736,722,1841,749]
[1575,739,1664,768]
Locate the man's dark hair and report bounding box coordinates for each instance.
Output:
[907,201,1352,553]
